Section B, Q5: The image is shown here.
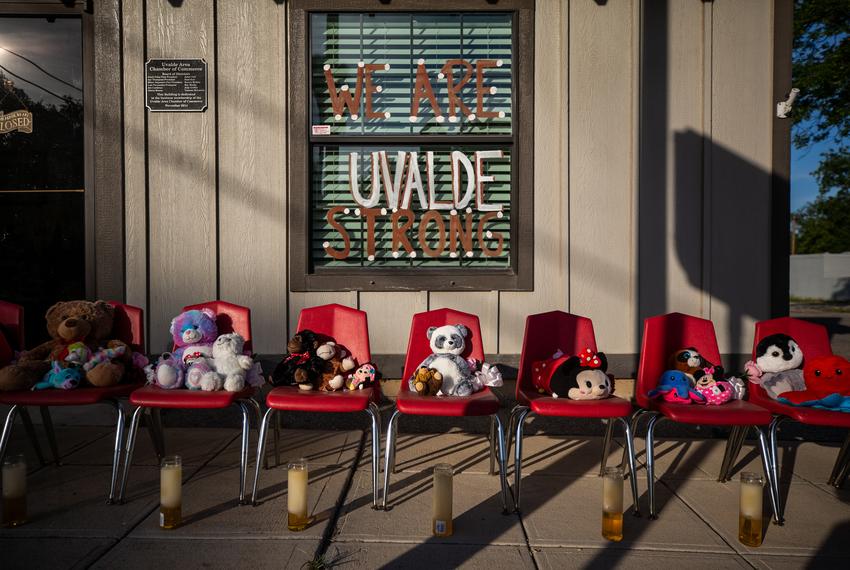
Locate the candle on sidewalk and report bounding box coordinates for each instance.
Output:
[160,455,182,529]
[739,472,764,547]
[2,454,27,527]
[432,463,453,537]
[601,466,624,542]
[288,459,310,531]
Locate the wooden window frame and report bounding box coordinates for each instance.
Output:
[289,0,534,292]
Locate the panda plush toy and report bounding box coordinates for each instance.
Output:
[532,348,613,400]
[411,324,476,396]
[747,334,806,400]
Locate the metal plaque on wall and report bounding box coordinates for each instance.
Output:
[145,58,208,112]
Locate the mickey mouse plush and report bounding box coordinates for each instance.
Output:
[532,348,613,400]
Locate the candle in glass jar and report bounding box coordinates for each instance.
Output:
[160,455,182,530]
[432,463,453,537]
[2,454,27,527]
[601,466,624,542]
[738,472,764,547]
[287,459,310,531]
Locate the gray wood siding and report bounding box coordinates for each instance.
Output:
[117,0,783,360]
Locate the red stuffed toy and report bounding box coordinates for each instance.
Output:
[778,355,850,404]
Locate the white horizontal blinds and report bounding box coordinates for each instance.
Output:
[309,12,514,271]
[310,13,513,134]
[312,146,511,268]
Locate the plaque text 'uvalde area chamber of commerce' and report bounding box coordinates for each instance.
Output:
[145,59,208,112]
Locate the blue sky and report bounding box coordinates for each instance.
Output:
[790,134,832,212]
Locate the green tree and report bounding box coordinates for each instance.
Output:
[792,0,850,253]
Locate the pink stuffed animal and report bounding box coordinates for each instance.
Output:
[150,309,218,390]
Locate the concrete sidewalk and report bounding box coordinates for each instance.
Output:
[1,422,848,570]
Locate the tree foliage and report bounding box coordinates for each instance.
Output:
[792,0,850,253]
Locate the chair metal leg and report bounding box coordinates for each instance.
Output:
[616,416,641,516]
[721,425,748,482]
[489,415,497,476]
[380,409,401,510]
[118,406,144,503]
[148,408,165,461]
[19,407,45,466]
[273,410,281,468]
[237,401,251,505]
[836,454,850,489]
[600,418,615,476]
[366,402,382,508]
[244,398,267,469]
[828,432,850,486]
[506,406,519,462]
[755,425,783,525]
[512,406,531,513]
[621,409,647,472]
[645,413,661,519]
[105,399,126,504]
[492,413,511,514]
[0,405,19,463]
[251,407,275,505]
[39,406,61,466]
[718,425,741,482]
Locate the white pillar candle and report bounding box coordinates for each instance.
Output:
[160,463,182,509]
[2,460,26,499]
[432,463,453,537]
[740,477,763,519]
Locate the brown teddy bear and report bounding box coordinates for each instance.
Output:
[315,341,356,391]
[410,367,443,396]
[0,300,126,391]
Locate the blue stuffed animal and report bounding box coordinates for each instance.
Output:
[647,370,705,404]
[34,361,83,390]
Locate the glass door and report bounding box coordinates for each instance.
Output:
[0,15,85,347]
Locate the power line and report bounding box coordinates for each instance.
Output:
[0,46,81,92]
[0,63,69,103]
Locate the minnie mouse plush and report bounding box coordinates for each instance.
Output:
[532,348,613,400]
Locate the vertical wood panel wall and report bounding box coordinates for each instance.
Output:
[118,0,780,364]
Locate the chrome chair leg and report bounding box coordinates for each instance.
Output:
[148,408,166,461]
[489,415,497,476]
[0,404,19,463]
[617,416,641,516]
[492,413,511,514]
[836,453,850,488]
[118,406,144,503]
[828,432,850,486]
[719,425,741,482]
[274,410,281,468]
[721,425,748,482]
[237,401,251,505]
[366,402,382,508]
[380,409,401,510]
[621,409,647,472]
[19,407,45,466]
[600,418,614,476]
[244,398,267,469]
[755,425,783,525]
[39,407,61,465]
[251,407,275,505]
[506,406,519,462]
[512,406,531,512]
[106,399,125,504]
[645,413,661,519]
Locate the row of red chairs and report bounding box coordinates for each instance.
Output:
[1,300,847,525]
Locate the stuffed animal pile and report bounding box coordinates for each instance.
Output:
[145,309,263,392]
[0,300,148,392]
[407,324,503,397]
[268,329,378,392]
[648,347,745,405]
[530,348,613,400]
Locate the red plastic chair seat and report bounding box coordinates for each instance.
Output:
[267,386,376,413]
[0,383,143,407]
[129,385,255,409]
[750,389,850,428]
[519,389,633,418]
[396,387,500,417]
[653,399,772,426]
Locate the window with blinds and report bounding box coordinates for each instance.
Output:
[290,1,533,291]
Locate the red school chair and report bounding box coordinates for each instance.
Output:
[251,304,381,506]
[381,308,511,513]
[0,301,146,503]
[509,311,640,514]
[636,313,780,521]
[719,317,850,522]
[119,300,262,504]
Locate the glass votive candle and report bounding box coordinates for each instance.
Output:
[287,459,310,531]
[602,466,624,542]
[2,453,27,527]
[160,455,182,529]
[432,463,453,537]
[739,472,764,547]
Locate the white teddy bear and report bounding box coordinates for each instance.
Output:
[209,333,254,392]
[414,324,476,396]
